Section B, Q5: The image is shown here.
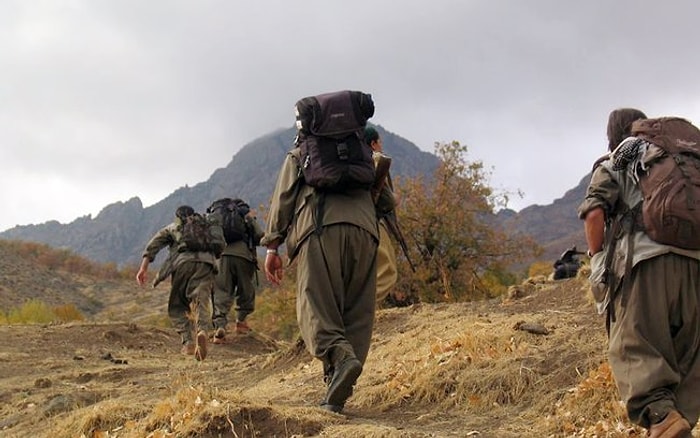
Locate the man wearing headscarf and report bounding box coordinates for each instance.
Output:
[578,108,700,437]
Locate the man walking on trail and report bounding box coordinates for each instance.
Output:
[262,90,378,414]
[136,205,225,361]
[578,108,700,437]
[210,199,264,342]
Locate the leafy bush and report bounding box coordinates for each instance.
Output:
[395,141,541,303]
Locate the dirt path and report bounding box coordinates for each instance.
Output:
[0,278,659,438]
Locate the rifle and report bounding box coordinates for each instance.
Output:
[372,153,392,204]
[383,211,417,272]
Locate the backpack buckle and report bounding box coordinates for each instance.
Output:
[336,142,348,160]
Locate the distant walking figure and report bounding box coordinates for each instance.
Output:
[136,205,225,361]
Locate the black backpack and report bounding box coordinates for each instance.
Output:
[294,90,375,191]
[207,198,250,244]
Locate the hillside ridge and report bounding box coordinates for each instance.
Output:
[0,125,441,268]
[0,273,656,437]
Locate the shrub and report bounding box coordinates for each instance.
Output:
[52,304,85,322]
[527,260,553,278]
[395,141,541,303]
[0,300,84,325]
[248,258,299,342]
[6,299,55,324]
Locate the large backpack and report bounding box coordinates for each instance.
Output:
[631,117,700,249]
[177,212,224,256]
[206,198,250,244]
[294,90,375,191]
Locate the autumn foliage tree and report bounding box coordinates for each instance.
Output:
[393,141,540,302]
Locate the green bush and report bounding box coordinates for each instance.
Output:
[6,299,55,324]
[1,299,85,325]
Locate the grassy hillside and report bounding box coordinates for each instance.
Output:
[0,241,672,437]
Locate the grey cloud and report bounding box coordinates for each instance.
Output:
[2,0,700,230]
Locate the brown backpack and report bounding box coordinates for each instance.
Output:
[631,117,700,249]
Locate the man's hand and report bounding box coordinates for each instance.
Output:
[136,257,150,287]
[136,268,148,287]
[265,252,284,285]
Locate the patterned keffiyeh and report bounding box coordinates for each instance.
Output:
[611,137,654,184]
[611,137,644,171]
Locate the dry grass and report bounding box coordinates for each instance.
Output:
[539,362,645,437]
[2,272,698,438]
[355,304,606,420]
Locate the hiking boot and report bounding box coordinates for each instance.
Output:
[322,357,362,411]
[181,342,195,356]
[648,410,692,438]
[194,330,208,361]
[212,327,226,344]
[235,320,251,334]
[319,402,344,414]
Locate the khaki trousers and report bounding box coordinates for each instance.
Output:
[375,220,398,304]
[169,261,215,344]
[295,224,377,365]
[608,253,700,428]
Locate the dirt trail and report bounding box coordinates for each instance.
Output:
[0,277,681,438]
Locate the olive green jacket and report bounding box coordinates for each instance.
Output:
[261,149,378,260]
[578,157,700,280]
[221,218,264,262]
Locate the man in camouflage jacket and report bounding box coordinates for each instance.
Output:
[136,205,225,361]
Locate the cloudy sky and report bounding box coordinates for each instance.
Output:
[2,0,700,232]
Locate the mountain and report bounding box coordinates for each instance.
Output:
[0,125,440,268]
[497,173,590,265]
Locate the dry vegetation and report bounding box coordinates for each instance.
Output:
[0,225,697,436]
[5,260,697,437]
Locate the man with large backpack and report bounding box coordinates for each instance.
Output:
[206,198,264,342]
[262,90,378,414]
[578,108,700,437]
[136,205,225,361]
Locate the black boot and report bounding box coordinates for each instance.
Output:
[320,347,362,413]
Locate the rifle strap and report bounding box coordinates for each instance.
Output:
[604,202,641,327]
[314,192,326,236]
[602,216,620,328]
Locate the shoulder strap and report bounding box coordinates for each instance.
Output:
[591,153,610,172]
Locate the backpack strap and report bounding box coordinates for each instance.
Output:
[592,153,611,172]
